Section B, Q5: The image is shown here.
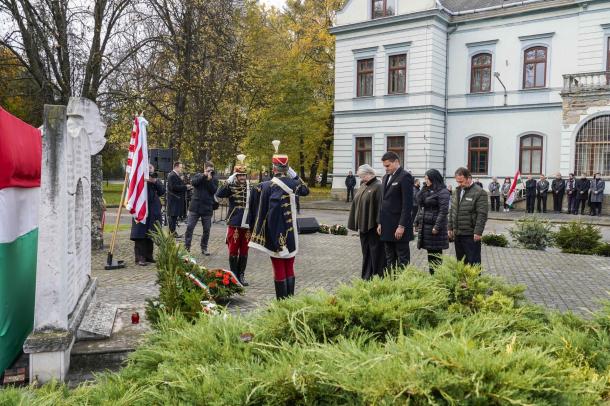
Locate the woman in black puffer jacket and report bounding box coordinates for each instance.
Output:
[414,169,450,274]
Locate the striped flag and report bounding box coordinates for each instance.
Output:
[506,170,522,207]
[0,107,41,372]
[125,116,149,223]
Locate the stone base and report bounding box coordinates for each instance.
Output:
[23,278,97,384]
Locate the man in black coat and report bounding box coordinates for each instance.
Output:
[184,161,219,255]
[551,173,566,213]
[377,151,414,270]
[345,171,356,202]
[575,174,590,215]
[167,161,190,235]
[536,175,549,213]
[525,175,536,213]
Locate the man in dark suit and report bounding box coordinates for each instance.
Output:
[376,151,414,270]
[167,161,191,236]
[525,175,536,214]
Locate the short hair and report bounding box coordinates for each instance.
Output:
[357,164,376,177]
[381,151,400,162]
[173,161,182,168]
[205,161,214,168]
[454,167,471,178]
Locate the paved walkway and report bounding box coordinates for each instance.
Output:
[92,209,610,317]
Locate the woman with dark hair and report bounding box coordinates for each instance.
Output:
[414,169,451,274]
[501,177,511,212]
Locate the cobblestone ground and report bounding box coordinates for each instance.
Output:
[92,210,610,317]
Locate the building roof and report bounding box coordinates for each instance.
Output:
[439,0,552,13]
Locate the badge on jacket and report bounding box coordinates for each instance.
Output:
[392,182,398,186]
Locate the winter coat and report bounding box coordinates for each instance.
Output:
[345,175,357,189]
[166,171,187,216]
[377,167,414,242]
[414,187,450,251]
[189,173,219,215]
[566,179,576,196]
[348,177,383,233]
[448,183,488,236]
[590,179,605,203]
[130,179,165,240]
[488,181,501,197]
[525,179,537,197]
[501,183,511,197]
[576,178,590,200]
[551,179,566,195]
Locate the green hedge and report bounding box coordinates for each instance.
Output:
[2,259,610,405]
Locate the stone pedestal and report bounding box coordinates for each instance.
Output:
[24,98,106,383]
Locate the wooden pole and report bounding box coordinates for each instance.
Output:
[105,170,129,269]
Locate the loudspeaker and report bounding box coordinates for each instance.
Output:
[297,217,319,234]
[149,148,176,173]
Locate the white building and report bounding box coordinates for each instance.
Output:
[330,0,610,197]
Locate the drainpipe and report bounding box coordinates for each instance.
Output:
[494,72,508,106]
[443,24,458,178]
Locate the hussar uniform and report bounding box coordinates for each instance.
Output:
[248,141,309,299]
[215,155,252,286]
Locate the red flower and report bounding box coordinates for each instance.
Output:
[215,271,223,278]
[209,281,217,289]
[222,278,230,286]
[231,277,238,284]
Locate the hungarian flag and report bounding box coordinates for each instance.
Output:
[506,170,522,207]
[0,107,41,372]
[125,116,149,223]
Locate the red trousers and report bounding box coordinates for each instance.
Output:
[271,257,295,281]
[227,226,250,256]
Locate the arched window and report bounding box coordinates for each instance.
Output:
[471,53,492,93]
[523,46,547,88]
[575,115,610,176]
[519,134,543,175]
[468,136,489,175]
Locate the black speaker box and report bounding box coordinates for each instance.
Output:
[149,148,176,173]
[297,217,320,234]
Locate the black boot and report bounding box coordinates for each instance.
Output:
[229,256,239,281]
[286,276,295,296]
[274,280,288,300]
[238,256,249,286]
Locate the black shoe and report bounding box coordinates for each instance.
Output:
[274,280,288,300]
[229,256,239,279]
[202,249,210,256]
[286,276,295,296]
[238,256,249,286]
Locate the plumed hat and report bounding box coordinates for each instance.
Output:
[233,154,247,174]
[271,140,288,168]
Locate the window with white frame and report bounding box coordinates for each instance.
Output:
[575,115,610,177]
[355,137,373,168]
[470,53,492,93]
[386,136,405,163]
[468,136,489,175]
[357,58,374,97]
[388,54,407,94]
[523,46,548,89]
[372,0,394,19]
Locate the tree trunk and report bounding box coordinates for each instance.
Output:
[320,137,332,187]
[91,154,105,250]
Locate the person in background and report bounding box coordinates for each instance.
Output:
[501,177,511,212]
[345,170,356,203]
[261,171,271,182]
[414,169,450,274]
[412,178,421,224]
[525,175,536,214]
[167,161,191,236]
[448,167,488,266]
[377,151,414,270]
[184,161,218,255]
[551,173,565,214]
[589,173,604,216]
[576,174,590,215]
[130,164,165,266]
[473,178,483,188]
[447,184,453,194]
[566,173,576,214]
[488,177,501,212]
[347,164,386,280]
[536,175,549,213]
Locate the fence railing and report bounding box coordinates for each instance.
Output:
[563,71,610,93]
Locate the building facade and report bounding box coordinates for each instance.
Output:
[330,0,610,197]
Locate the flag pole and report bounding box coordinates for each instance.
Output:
[105,169,128,270]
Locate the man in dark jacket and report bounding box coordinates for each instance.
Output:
[377,151,414,269]
[412,179,421,224]
[345,171,356,202]
[551,173,566,213]
[448,167,488,266]
[576,174,590,215]
[536,175,549,213]
[589,173,605,216]
[566,173,576,214]
[167,161,190,235]
[525,175,536,213]
[184,161,218,255]
[488,177,501,212]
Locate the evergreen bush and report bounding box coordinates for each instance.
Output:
[481,233,509,247]
[593,242,610,257]
[509,216,554,250]
[2,259,610,405]
[554,221,602,254]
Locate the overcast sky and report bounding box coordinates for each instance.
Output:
[260,0,286,9]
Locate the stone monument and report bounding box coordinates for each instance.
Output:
[23,97,107,383]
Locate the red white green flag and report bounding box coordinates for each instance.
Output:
[0,107,41,373]
[506,170,522,207]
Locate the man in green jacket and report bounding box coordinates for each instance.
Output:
[448,167,488,266]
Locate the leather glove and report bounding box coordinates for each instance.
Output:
[227,173,237,184]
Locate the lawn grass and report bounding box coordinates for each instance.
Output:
[103,223,131,233]
[103,182,124,206]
